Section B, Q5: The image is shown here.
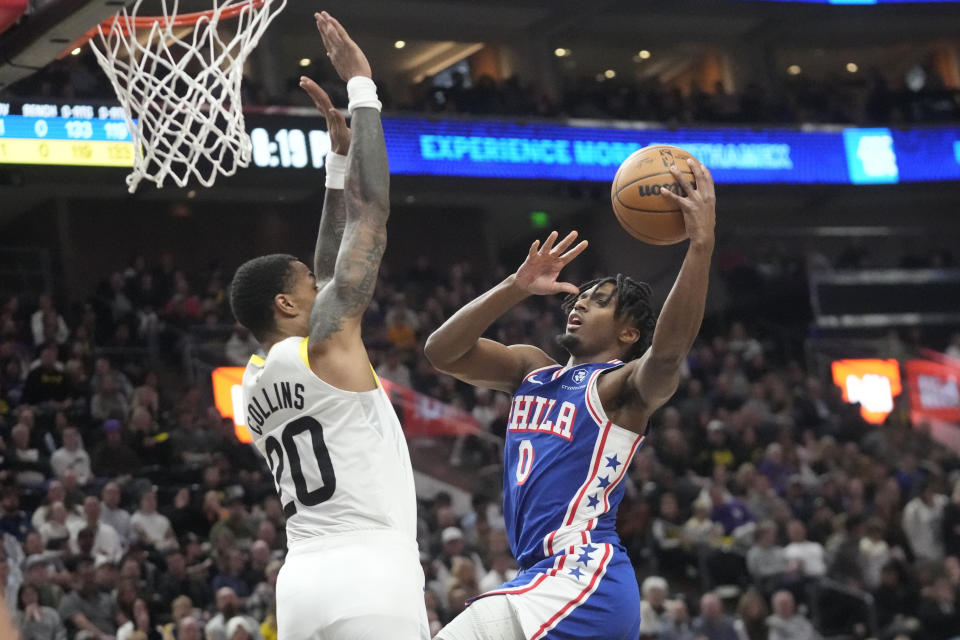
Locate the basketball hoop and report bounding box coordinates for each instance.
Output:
[82,0,287,193]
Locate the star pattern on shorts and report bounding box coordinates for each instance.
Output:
[596,475,611,489]
[605,454,621,471]
[587,494,600,509]
[568,567,583,580]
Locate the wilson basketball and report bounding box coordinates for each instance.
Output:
[611,145,698,245]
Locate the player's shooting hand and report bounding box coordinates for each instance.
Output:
[315,12,372,81]
[299,77,350,154]
[661,159,716,249]
[514,230,588,296]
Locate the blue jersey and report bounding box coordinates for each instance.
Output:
[502,360,646,570]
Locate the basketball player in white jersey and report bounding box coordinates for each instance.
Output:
[228,13,428,640]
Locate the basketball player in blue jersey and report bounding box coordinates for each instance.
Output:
[425,159,716,640]
[229,12,428,640]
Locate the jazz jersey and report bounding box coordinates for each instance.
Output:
[241,336,418,543]
[502,360,645,569]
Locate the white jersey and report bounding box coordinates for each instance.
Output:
[241,336,418,544]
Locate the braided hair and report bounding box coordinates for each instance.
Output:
[561,274,658,361]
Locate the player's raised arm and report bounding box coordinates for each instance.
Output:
[305,12,387,350]
[627,159,716,410]
[300,76,350,286]
[424,230,588,393]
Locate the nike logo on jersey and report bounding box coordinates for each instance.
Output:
[507,395,577,441]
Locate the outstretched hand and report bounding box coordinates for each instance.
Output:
[315,11,371,81]
[514,231,588,296]
[660,158,716,248]
[299,77,350,154]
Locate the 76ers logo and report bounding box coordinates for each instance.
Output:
[572,369,587,384]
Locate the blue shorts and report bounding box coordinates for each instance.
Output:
[470,542,640,640]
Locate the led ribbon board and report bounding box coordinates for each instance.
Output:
[248,116,960,185]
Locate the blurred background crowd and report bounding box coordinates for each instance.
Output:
[1,241,959,640]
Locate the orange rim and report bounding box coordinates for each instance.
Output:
[57,0,267,59]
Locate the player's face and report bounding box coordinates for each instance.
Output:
[287,261,320,333]
[558,282,623,356]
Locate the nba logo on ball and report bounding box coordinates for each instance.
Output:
[572,369,587,385]
[658,148,677,168]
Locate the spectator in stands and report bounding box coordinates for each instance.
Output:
[658,599,695,640]
[375,349,411,388]
[30,295,69,347]
[767,590,820,640]
[161,597,196,640]
[205,588,261,640]
[943,478,960,559]
[68,497,122,565]
[1,551,19,611]
[783,520,826,579]
[15,582,67,640]
[49,426,91,486]
[651,492,691,581]
[30,482,76,532]
[91,419,141,480]
[116,597,160,640]
[209,495,255,548]
[692,592,738,640]
[22,556,64,609]
[130,489,175,551]
[638,576,669,638]
[99,482,131,544]
[858,518,891,591]
[747,520,786,594]
[224,326,261,367]
[57,557,117,640]
[902,477,947,563]
[211,548,252,599]
[734,588,768,640]
[384,294,419,353]
[90,376,130,422]
[23,345,70,409]
[38,503,70,550]
[176,616,203,640]
[917,575,960,640]
[1,485,34,542]
[9,423,48,488]
[156,548,209,612]
[90,358,133,400]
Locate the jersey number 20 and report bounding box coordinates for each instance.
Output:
[265,416,336,517]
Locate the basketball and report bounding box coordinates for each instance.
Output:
[611,145,699,245]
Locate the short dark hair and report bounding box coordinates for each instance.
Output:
[562,274,658,361]
[229,254,298,341]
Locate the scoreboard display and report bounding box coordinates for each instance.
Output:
[0,103,134,167]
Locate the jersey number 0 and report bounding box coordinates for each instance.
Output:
[265,416,336,517]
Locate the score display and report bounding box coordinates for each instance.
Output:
[0,103,134,167]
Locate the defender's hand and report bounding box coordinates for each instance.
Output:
[514,230,588,296]
[661,158,716,249]
[299,76,350,154]
[315,12,372,81]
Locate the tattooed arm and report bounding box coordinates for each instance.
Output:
[300,76,351,285]
[302,13,388,390]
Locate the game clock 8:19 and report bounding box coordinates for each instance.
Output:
[250,127,332,169]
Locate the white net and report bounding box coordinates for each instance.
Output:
[89,0,287,193]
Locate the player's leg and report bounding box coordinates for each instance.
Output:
[435,596,526,640]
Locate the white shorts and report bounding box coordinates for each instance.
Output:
[276,530,430,640]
